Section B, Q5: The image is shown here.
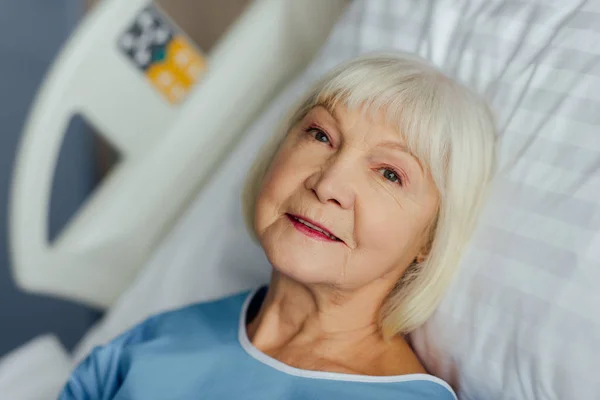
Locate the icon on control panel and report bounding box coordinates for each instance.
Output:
[119,5,206,105]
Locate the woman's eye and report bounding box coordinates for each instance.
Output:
[379,168,403,185]
[307,128,330,144]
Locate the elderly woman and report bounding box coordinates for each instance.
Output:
[59,53,495,400]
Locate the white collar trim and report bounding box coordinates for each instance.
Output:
[237,287,457,398]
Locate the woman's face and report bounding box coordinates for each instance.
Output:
[254,105,440,290]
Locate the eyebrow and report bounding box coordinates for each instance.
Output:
[379,141,425,174]
[379,141,410,155]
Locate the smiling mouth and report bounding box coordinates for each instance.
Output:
[286,214,342,242]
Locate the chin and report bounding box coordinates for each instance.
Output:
[261,242,335,286]
[266,248,325,283]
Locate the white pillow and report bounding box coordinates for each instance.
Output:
[75,1,600,399]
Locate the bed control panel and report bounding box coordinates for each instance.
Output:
[119,5,206,105]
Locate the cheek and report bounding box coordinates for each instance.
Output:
[361,211,409,255]
[354,194,424,268]
[254,148,304,233]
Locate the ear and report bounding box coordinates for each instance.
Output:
[414,251,428,264]
[414,237,434,264]
[415,218,437,264]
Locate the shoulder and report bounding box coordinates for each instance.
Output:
[155,290,249,331]
[110,289,252,348]
[60,290,255,399]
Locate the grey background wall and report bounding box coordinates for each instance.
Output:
[0,0,99,357]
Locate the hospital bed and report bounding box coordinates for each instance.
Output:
[4,0,600,399]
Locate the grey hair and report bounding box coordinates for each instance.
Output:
[242,52,496,337]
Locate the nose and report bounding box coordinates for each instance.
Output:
[304,155,356,209]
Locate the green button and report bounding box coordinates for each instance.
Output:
[152,46,166,62]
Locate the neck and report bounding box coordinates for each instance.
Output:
[249,273,391,341]
[245,272,428,378]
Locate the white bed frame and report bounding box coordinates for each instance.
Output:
[9,0,349,309]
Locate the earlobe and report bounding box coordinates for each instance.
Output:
[415,228,436,264]
[415,245,431,264]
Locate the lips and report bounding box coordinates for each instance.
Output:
[286,213,342,242]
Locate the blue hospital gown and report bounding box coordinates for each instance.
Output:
[59,287,456,400]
